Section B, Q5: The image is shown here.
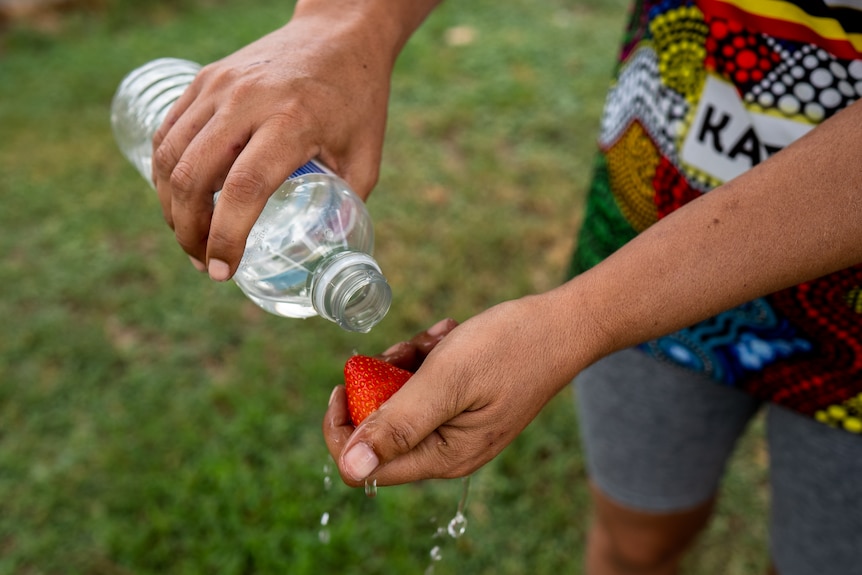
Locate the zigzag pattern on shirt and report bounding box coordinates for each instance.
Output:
[599,46,689,164]
[641,298,812,383]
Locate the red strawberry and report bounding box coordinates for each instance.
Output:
[344,355,413,426]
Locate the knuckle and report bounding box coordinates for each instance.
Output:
[152,139,179,176]
[376,418,416,456]
[223,168,269,205]
[169,160,197,198]
[195,63,236,92]
[226,76,261,103]
[152,126,166,149]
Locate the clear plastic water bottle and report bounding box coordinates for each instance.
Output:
[111,58,391,333]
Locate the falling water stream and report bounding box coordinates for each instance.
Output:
[319,456,472,572]
[424,475,471,575]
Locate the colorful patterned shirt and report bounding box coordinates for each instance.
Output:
[570,0,862,434]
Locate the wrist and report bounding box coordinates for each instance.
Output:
[292,0,440,64]
[497,288,611,399]
[535,275,627,377]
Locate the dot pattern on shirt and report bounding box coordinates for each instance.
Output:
[815,393,862,434]
[651,4,709,100]
[745,42,862,122]
[599,46,687,162]
[605,121,661,232]
[704,15,784,91]
[653,156,703,219]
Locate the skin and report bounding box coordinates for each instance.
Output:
[323,100,862,488]
[151,0,440,279]
[321,101,862,575]
[151,2,862,573]
[584,484,716,575]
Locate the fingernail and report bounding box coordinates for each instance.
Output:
[343,442,379,482]
[208,258,231,282]
[427,318,451,337]
[189,256,207,272]
[328,386,339,406]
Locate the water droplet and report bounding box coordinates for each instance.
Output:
[429,545,443,561]
[318,512,331,543]
[322,463,333,490]
[447,511,467,539]
[364,478,378,498]
[319,458,335,545]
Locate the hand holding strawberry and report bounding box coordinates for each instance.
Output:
[323,297,588,488]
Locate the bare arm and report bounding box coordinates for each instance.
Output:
[151,0,443,279]
[566,99,862,357]
[324,100,862,486]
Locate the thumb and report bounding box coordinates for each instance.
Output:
[337,371,458,486]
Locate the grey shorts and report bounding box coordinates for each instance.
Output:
[574,348,862,575]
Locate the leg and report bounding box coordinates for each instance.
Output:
[575,348,761,574]
[767,405,862,575]
[587,483,716,575]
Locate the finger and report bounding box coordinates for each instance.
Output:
[323,386,355,465]
[378,318,459,372]
[205,120,315,280]
[166,114,252,262]
[151,77,201,162]
[152,91,212,229]
[377,341,419,371]
[410,317,459,359]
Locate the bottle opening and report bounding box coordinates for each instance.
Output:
[337,274,392,333]
[312,252,392,333]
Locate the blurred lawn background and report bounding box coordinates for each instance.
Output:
[0,0,770,573]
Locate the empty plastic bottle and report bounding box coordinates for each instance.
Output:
[111,58,391,333]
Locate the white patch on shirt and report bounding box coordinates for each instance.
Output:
[680,75,813,183]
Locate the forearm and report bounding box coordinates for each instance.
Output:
[553,100,862,370]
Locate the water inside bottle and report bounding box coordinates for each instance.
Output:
[233,176,362,316]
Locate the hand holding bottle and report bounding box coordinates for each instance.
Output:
[113,58,392,332]
[149,0,440,279]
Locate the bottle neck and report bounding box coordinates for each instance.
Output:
[311,251,391,333]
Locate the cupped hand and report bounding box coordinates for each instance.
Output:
[323,295,588,487]
[151,16,393,279]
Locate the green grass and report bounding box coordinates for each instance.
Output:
[0,0,769,573]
